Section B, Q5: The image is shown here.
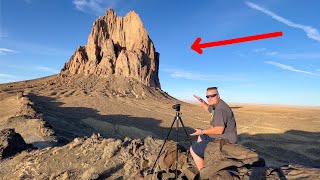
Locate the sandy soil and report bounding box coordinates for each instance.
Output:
[0,74,319,178]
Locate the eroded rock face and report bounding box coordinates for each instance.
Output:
[61,9,161,89]
[0,129,31,159]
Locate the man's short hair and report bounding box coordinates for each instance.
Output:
[206,87,218,91]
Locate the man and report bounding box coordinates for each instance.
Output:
[190,87,237,170]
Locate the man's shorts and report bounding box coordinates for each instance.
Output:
[191,134,215,158]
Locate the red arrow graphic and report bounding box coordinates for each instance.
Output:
[191,31,283,54]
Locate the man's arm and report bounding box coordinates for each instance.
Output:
[203,126,224,135]
[193,95,209,111]
[190,126,224,136]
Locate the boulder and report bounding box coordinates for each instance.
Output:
[201,138,265,179]
[0,129,31,159]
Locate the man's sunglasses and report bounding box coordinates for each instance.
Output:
[206,94,218,98]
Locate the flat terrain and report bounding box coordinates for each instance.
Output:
[0,75,319,178]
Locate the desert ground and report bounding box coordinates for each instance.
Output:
[0,74,319,179]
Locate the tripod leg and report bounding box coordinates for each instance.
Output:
[176,115,179,179]
[150,116,177,173]
[178,116,195,168]
[178,116,193,146]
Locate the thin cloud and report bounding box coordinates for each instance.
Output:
[0,31,8,39]
[163,69,249,82]
[253,48,266,53]
[0,73,20,84]
[170,70,212,81]
[0,73,16,78]
[4,64,60,74]
[4,40,72,56]
[252,48,320,59]
[246,1,320,42]
[277,53,320,59]
[265,51,279,56]
[73,0,118,16]
[233,51,248,58]
[0,48,19,55]
[265,61,319,76]
[35,66,59,74]
[0,66,58,84]
[252,48,279,56]
[0,79,17,84]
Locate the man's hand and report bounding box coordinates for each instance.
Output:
[194,94,209,111]
[193,95,204,103]
[190,128,202,136]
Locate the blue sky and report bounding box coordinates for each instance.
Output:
[1,0,320,106]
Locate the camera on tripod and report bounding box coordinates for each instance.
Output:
[172,104,180,111]
[149,103,192,179]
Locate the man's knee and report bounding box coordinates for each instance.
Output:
[190,146,196,156]
[197,135,202,142]
[190,146,194,153]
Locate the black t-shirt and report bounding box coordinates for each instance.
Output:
[208,99,237,143]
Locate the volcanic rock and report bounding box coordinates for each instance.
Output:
[61,9,161,89]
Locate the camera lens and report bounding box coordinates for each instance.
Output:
[172,104,180,111]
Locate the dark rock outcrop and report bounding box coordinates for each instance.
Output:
[200,138,264,179]
[0,129,31,159]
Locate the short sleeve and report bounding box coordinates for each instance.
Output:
[208,105,214,113]
[210,109,226,127]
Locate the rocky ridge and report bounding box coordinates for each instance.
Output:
[0,92,56,148]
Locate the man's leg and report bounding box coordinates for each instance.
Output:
[190,135,211,170]
[190,146,204,170]
[197,135,202,142]
[198,134,210,142]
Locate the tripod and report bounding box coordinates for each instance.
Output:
[149,104,193,179]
